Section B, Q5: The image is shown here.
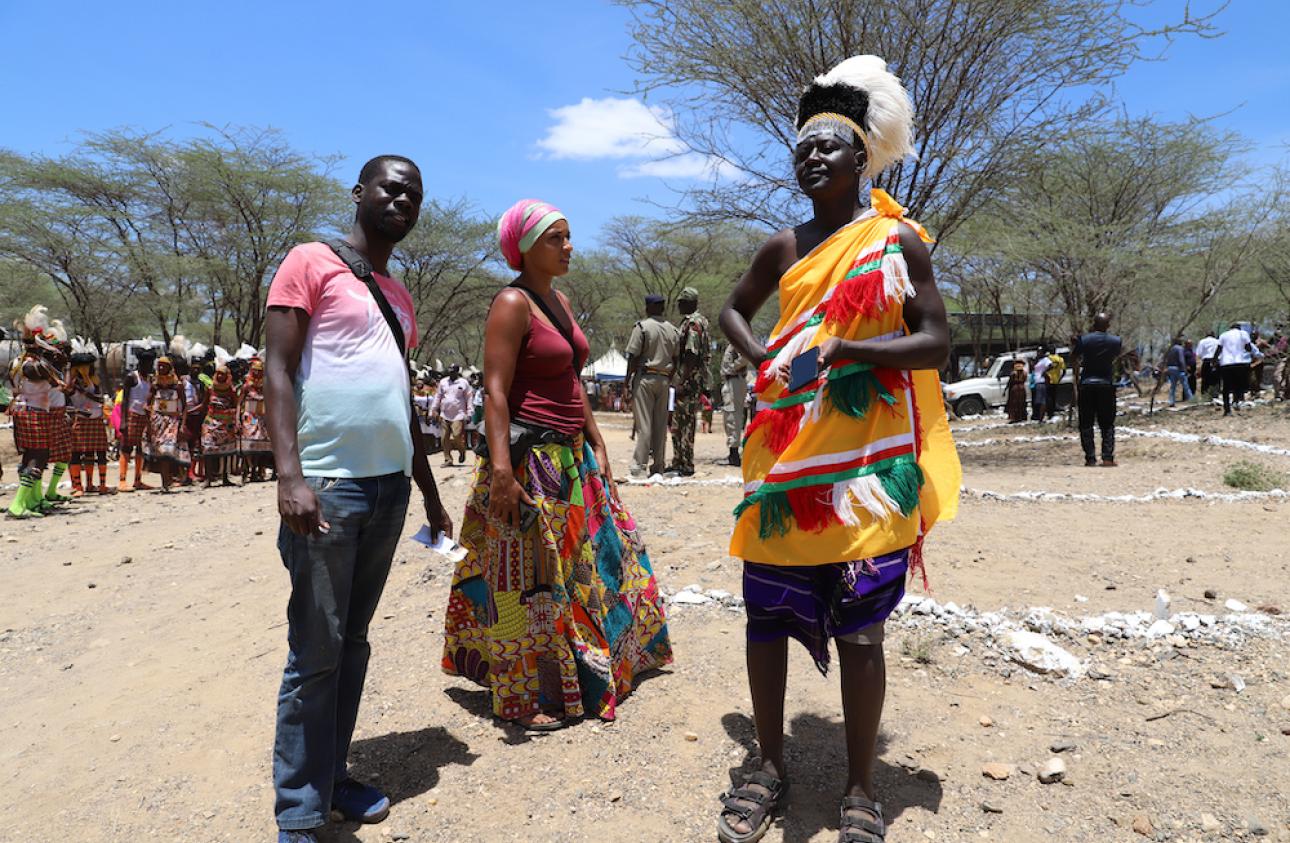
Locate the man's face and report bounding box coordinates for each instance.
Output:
[794,128,862,198]
[353,161,423,244]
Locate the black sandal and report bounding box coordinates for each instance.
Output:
[716,770,789,843]
[838,794,885,842]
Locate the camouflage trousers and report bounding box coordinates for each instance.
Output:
[670,392,698,473]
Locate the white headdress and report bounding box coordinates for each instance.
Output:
[235,343,258,360]
[70,336,101,359]
[188,341,208,362]
[169,334,191,361]
[796,55,916,180]
[213,345,231,365]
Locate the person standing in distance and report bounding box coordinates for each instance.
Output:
[432,363,473,466]
[668,286,712,476]
[1073,312,1122,467]
[721,342,750,466]
[264,155,452,843]
[625,293,680,478]
[1217,321,1255,416]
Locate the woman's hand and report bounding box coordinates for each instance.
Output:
[489,468,535,530]
[592,441,615,489]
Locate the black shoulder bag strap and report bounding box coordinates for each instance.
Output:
[509,281,583,371]
[324,239,406,358]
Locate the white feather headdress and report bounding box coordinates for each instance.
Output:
[797,55,916,179]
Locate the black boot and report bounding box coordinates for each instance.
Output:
[728,447,741,467]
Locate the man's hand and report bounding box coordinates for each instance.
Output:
[278,477,328,536]
[817,337,845,370]
[425,494,454,541]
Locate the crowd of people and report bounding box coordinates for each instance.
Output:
[3,316,277,518]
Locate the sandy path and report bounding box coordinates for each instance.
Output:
[3,408,1288,841]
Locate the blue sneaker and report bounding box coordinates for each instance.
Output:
[331,777,391,824]
[277,831,317,842]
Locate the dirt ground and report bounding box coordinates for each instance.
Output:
[3,398,1289,842]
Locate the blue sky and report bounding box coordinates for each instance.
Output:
[2,1,1287,245]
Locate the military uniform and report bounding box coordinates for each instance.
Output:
[720,343,749,465]
[669,293,711,475]
[626,309,680,476]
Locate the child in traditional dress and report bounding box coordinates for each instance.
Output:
[143,353,189,492]
[238,355,273,481]
[200,351,240,487]
[119,346,157,492]
[6,307,62,518]
[67,338,113,494]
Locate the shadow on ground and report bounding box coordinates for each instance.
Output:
[722,711,943,843]
[320,724,478,842]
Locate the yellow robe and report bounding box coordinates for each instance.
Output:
[730,189,960,567]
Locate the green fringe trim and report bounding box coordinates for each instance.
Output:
[826,366,897,419]
[734,456,924,540]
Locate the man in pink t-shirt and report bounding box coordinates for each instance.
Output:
[264,155,452,842]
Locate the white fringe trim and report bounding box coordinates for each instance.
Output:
[881,249,915,303]
[767,324,818,384]
[833,475,900,524]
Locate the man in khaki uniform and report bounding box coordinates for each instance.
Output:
[625,293,680,477]
[721,342,749,466]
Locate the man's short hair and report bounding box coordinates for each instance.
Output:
[357,155,420,186]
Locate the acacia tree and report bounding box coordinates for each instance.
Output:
[967,116,1260,346]
[619,0,1222,240]
[389,198,498,367]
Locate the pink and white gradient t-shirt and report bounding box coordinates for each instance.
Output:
[266,242,419,478]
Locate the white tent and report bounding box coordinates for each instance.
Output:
[581,346,628,381]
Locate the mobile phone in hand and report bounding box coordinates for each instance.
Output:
[787,348,820,392]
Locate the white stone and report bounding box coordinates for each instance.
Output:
[681,583,703,593]
[1180,615,1201,632]
[1146,619,1175,638]
[1224,598,1249,612]
[670,591,711,605]
[1037,757,1066,783]
[1154,589,1171,620]
[705,589,733,603]
[1074,594,1089,603]
[996,629,1085,678]
[1081,617,1106,634]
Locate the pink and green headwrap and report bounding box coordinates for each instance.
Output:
[497,199,566,270]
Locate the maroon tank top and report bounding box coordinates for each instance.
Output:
[509,311,591,436]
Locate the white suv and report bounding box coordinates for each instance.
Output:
[942,348,1075,417]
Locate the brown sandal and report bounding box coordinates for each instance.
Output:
[838,794,885,842]
[717,770,788,843]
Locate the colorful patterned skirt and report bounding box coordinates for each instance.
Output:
[70,412,109,455]
[239,411,272,455]
[144,412,190,465]
[49,406,73,463]
[201,405,239,456]
[11,405,54,452]
[442,437,672,721]
[743,547,909,674]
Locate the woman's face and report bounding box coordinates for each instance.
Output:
[524,219,573,278]
[793,129,863,198]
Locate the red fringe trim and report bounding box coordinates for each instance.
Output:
[786,485,840,533]
[752,359,774,395]
[909,529,930,591]
[824,268,886,326]
[743,402,804,455]
[875,368,911,403]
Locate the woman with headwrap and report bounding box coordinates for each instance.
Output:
[716,57,960,843]
[440,200,672,731]
[143,353,189,492]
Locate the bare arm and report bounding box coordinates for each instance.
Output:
[719,229,796,365]
[265,305,325,536]
[818,224,950,371]
[482,289,537,529]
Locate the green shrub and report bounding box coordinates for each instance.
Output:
[1223,460,1288,492]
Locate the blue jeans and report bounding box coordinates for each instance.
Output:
[1166,366,1193,405]
[273,472,410,831]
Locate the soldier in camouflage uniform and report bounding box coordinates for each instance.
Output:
[668,286,711,476]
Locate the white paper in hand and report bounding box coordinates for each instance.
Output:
[411,524,467,563]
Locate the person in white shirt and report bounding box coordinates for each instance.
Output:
[1217,323,1254,415]
[1031,350,1052,421]
[1194,331,1220,397]
[432,364,474,466]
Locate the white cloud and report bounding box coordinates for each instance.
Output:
[536,96,733,181]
